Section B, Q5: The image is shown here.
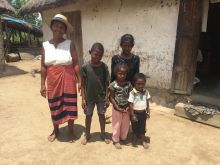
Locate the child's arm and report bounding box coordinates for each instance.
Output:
[81,76,87,110]
[104,81,110,108]
[146,100,150,119]
[104,65,110,109]
[129,103,138,122]
[128,90,137,121]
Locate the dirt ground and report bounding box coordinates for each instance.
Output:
[0,51,220,165]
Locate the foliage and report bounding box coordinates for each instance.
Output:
[8,0,41,27]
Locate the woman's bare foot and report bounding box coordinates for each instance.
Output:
[48,130,58,142]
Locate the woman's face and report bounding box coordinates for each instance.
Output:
[51,21,66,38]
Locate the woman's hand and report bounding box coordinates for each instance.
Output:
[40,85,47,98]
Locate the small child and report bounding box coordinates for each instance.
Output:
[128,73,150,149]
[109,63,133,149]
[111,34,140,83]
[80,43,110,145]
[107,34,140,125]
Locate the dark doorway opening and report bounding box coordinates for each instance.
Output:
[193,2,220,106]
[63,11,84,66]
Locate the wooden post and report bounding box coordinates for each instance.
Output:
[5,22,9,60]
[0,17,5,72]
[28,30,31,47]
[19,31,22,44]
[12,30,15,43]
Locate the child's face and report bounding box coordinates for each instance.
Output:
[134,78,146,92]
[120,42,133,55]
[90,48,103,64]
[116,67,127,82]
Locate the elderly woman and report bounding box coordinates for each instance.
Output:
[40,14,81,142]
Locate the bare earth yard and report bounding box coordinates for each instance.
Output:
[0,56,220,165]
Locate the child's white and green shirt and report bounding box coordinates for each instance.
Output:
[128,88,150,111]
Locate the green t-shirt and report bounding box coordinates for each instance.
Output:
[109,81,133,108]
[80,61,110,102]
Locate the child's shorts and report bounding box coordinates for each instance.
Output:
[131,110,147,135]
[84,101,106,116]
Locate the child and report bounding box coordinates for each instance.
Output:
[80,43,110,145]
[128,73,150,149]
[109,63,133,149]
[111,34,140,83]
[107,34,140,124]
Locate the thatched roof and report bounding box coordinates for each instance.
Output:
[20,0,77,14]
[0,0,15,13]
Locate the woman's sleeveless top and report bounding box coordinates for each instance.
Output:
[43,40,72,66]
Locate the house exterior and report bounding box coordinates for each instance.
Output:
[20,0,214,94]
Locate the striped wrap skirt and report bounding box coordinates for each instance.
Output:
[47,64,77,125]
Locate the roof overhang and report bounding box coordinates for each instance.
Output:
[19,0,77,14]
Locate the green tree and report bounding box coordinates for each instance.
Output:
[9,0,41,27]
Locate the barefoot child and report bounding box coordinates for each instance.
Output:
[106,34,140,124]
[109,34,140,131]
[128,73,150,149]
[80,43,110,145]
[109,63,133,149]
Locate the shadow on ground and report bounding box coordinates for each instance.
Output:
[0,65,28,78]
[57,124,85,142]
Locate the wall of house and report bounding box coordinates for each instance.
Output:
[42,0,180,89]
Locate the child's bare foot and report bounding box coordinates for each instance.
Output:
[114,142,122,149]
[142,141,149,149]
[48,130,58,142]
[100,133,111,144]
[81,134,91,145]
[121,139,131,146]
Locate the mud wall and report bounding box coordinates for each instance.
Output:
[42,0,180,89]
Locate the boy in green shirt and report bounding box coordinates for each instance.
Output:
[80,43,110,145]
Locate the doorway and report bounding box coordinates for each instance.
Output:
[63,11,84,66]
[193,2,220,106]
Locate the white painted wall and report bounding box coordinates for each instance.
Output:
[42,0,180,89]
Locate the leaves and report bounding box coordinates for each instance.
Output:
[8,0,41,27]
